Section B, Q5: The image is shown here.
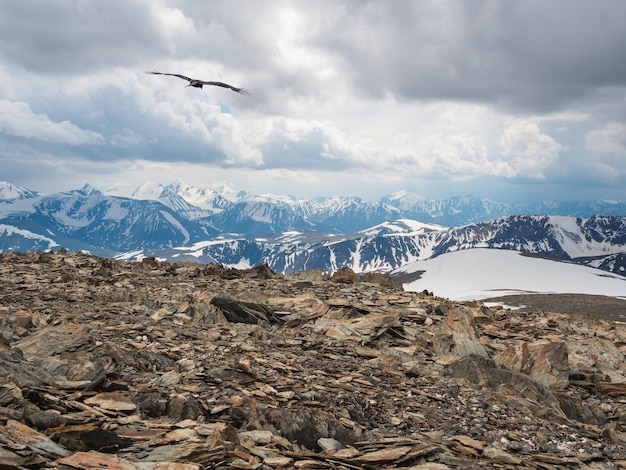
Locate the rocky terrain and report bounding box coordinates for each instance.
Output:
[1,250,626,469]
[481,293,626,322]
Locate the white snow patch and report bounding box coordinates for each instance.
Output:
[0,224,59,248]
[360,218,447,237]
[176,240,226,251]
[398,248,626,301]
[352,239,363,272]
[550,216,624,258]
[115,250,145,261]
[483,302,526,311]
[226,258,252,269]
[159,210,190,245]
[103,202,129,221]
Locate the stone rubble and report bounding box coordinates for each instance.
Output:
[0,250,625,469]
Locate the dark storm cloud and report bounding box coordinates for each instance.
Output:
[0,0,276,79]
[0,0,179,74]
[317,0,626,112]
[2,0,625,110]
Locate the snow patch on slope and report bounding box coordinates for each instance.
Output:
[160,211,190,245]
[0,224,59,249]
[397,248,626,301]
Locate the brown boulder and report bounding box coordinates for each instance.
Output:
[495,339,570,389]
[330,267,361,284]
[433,307,488,358]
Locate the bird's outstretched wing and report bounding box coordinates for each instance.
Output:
[145,70,193,82]
[200,81,250,95]
[145,70,249,94]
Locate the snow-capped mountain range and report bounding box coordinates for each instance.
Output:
[1,181,625,279]
[116,214,626,278]
[0,183,214,255]
[114,179,626,234]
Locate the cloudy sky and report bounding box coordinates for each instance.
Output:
[1,0,625,203]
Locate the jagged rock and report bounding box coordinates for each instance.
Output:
[596,382,626,396]
[84,392,137,412]
[443,354,566,419]
[262,406,359,450]
[329,267,361,283]
[3,419,71,458]
[0,348,57,388]
[12,323,103,382]
[245,263,278,279]
[54,451,138,470]
[567,336,625,371]
[289,269,327,283]
[317,437,345,451]
[141,256,160,269]
[49,424,133,453]
[210,294,283,325]
[361,272,404,290]
[495,339,570,389]
[433,307,488,358]
[23,402,65,430]
[602,422,626,444]
[482,442,522,465]
[552,391,607,425]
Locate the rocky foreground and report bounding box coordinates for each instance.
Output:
[1,251,626,469]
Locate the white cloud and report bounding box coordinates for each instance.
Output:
[0,100,104,145]
[586,122,626,156]
[153,5,197,52]
[499,120,562,178]
[211,114,264,166]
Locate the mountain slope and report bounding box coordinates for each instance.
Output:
[0,224,59,253]
[429,215,626,261]
[131,180,237,219]
[202,199,321,236]
[0,185,214,254]
[0,181,40,200]
[117,215,626,278]
[382,193,514,226]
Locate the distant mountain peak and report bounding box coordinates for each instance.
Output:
[131,182,165,199]
[166,179,194,193]
[0,182,40,200]
[74,184,102,197]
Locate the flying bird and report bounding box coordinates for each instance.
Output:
[145,70,249,95]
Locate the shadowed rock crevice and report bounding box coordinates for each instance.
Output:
[210,294,283,325]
